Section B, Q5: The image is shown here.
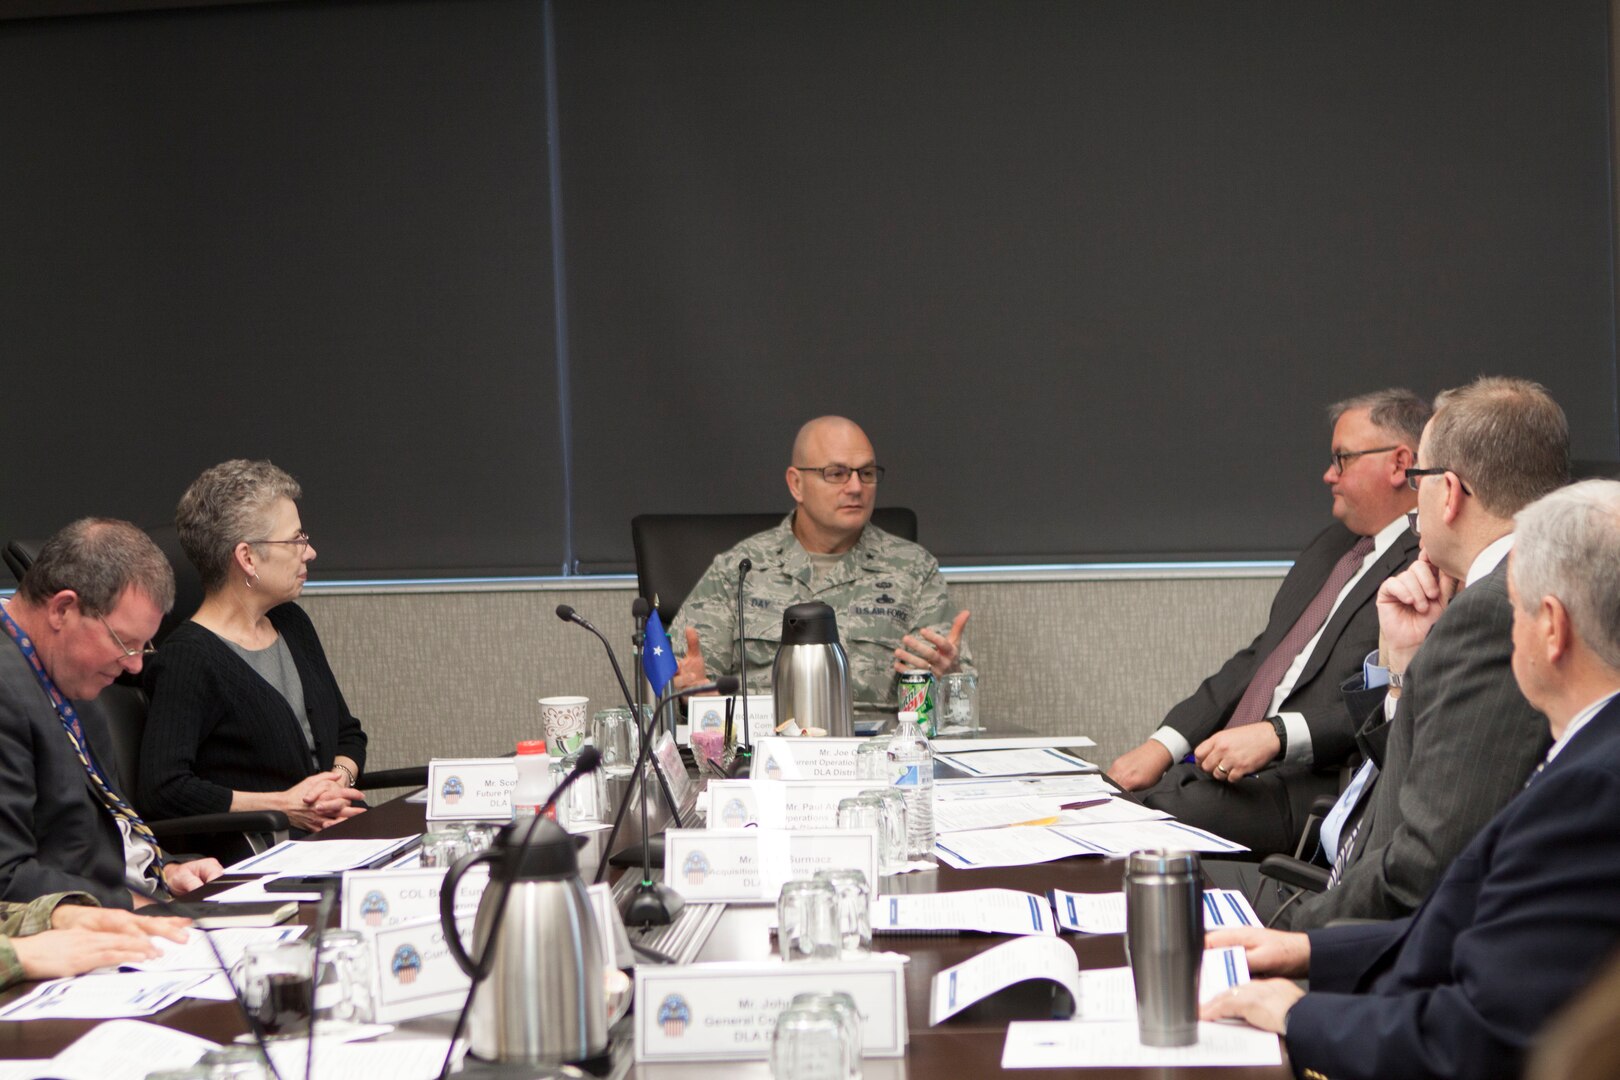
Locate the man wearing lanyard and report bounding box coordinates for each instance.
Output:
[0,518,222,908]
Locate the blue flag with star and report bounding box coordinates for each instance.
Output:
[643,609,679,696]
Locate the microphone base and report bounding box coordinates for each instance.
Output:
[623,881,685,927]
[722,748,753,778]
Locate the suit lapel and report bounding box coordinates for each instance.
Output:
[1258,525,1358,657]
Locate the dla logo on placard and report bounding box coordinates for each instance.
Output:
[360,890,389,927]
[763,754,783,779]
[657,994,691,1037]
[698,707,722,732]
[391,944,423,985]
[682,850,710,885]
[721,798,750,828]
[441,776,464,804]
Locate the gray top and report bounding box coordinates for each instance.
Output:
[224,634,314,752]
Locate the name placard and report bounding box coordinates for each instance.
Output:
[425,758,516,821]
[367,913,472,1023]
[340,866,487,932]
[681,695,775,746]
[750,737,869,780]
[704,778,892,830]
[664,828,878,903]
[652,732,696,808]
[635,957,908,1062]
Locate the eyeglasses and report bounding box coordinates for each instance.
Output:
[1404,468,1473,496]
[1329,446,1399,474]
[98,615,157,659]
[246,530,311,554]
[792,464,885,485]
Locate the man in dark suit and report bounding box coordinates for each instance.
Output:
[1108,389,1427,855]
[0,519,222,908]
[1278,377,1569,929]
[1202,478,1620,1080]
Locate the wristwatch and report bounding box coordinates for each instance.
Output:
[1269,715,1288,757]
[1388,669,1406,691]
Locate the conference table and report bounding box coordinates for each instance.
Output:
[0,792,1294,1079]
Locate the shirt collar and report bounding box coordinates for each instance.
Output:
[1545,689,1620,764]
[1367,513,1411,560]
[1466,533,1515,587]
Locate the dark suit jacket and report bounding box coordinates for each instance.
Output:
[1163,522,1420,768]
[0,638,135,908]
[1283,558,1549,928]
[1285,694,1620,1080]
[140,603,367,819]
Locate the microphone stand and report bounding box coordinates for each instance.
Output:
[620,677,738,926]
[725,558,755,777]
[554,603,684,879]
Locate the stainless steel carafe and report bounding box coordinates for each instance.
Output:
[771,601,853,737]
[1123,848,1204,1046]
[442,819,608,1065]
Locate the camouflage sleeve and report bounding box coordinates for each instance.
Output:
[669,556,741,680]
[909,556,975,675]
[0,892,97,991]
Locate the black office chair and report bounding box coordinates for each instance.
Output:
[94,682,290,862]
[631,508,919,625]
[1257,794,1336,899]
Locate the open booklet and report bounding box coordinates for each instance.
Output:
[929,936,1250,1026]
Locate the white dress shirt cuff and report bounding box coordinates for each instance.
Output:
[1149,727,1192,763]
[1278,711,1312,765]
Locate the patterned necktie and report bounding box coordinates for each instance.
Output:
[1226,534,1377,729]
[1327,814,1363,887]
[0,604,171,896]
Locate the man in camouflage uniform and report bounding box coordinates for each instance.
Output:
[672,416,972,719]
[0,892,188,989]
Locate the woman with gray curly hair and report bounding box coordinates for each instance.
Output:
[139,460,367,837]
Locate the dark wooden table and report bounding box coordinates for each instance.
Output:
[0,796,1294,1078]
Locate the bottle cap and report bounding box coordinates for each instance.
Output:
[898,711,919,725]
[516,739,547,755]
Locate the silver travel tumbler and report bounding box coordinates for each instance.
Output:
[1123,849,1204,1046]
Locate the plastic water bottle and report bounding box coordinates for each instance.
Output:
[512,739,553,820]
[887,710,936,862]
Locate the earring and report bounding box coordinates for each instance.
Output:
[246,572,258,590]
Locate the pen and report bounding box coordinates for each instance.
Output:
[1059,798,1112,811]
[1008,816,1060,827]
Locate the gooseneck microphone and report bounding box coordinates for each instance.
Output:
[556,603,684,869]
[622,675,740,926]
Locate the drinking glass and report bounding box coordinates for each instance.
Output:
[853,738,890,781]
[836,795,889,876]
[233,940,315,1038]
[314,929,375,1027]
[812,868,872,956]
[418,830,467,868]
[770,1002,849,1080]
[591,707,640,777]
[937,673,980,735]
[871,789,909,874]
[788,991,863,1079]
[776,879,839,962]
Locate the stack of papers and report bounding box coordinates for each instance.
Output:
[1050,888,1260,934]
[935,819,1247,870]
[873,889,1056,936]
[936,747,1099,777]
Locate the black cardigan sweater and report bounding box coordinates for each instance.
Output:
[139,603,368,819]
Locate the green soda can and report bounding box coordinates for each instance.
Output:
[897,669,936,738]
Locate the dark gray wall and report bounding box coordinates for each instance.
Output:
[3,0,1616,582]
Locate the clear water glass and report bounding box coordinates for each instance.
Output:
[770,1002,849,1080]
[777,878,839,962]
[812,868,872,956]
[871,788,909,873]
[591,707,640,777]
[788,991,863,1079]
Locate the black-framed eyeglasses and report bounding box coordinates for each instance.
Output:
[98,615,157,659]
[1404,468,1473,496]
[1330,446,1399,473]
[792,464,885,485]
[246,530,311,553]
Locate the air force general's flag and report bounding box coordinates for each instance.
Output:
[642,610,679,696]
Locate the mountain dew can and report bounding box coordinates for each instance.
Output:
[897,670,936,737]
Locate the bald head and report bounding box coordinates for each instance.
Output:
[792,416,872,465]
[786,416,879,554]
